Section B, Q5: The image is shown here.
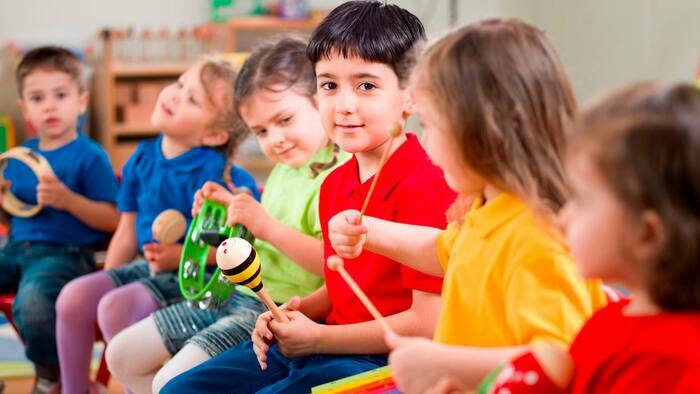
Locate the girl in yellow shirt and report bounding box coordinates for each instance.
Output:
[327,18,607,393]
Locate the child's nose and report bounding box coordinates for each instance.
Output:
[336,90,357,114]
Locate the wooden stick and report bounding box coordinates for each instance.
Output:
[257,288,290,323]
[358,122,403,222]
[327,255,393,334]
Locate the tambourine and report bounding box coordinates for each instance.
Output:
[0,147,54,217]
[178,199,253,309]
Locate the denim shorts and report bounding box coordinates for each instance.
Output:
[105,259,183,307]
[152,291,268,357]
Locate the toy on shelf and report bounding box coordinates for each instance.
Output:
[0,115,16,153]
[178,199,252,309]
[216,236,289,322]
[477,344,573,394]
[327,255,393,334]
[152,209,187,244]
[0,147,53,217]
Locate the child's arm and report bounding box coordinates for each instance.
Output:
[228,193,324,276]
[38,173,119,232]
[104,212,139,269]
[266,289,440,358]
[386,335,526,393]
[329,209,444,276]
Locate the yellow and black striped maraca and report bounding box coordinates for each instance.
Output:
[216,237,289,322]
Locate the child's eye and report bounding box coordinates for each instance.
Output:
[279,116,292,125]
[254,128,267,137]
[358,82,376,91]
[30,95,42,103]
[56,91,67,99]
[177,81,184,88]
[320,82,337,91]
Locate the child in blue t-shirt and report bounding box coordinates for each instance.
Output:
[0,46,120,392]
[55,58,259,394]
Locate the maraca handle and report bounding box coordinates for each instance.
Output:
[258,288,290,323]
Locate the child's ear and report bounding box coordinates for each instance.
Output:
[201,128,230,147]
[402,90,417,117]
[79,91,89,114]
[633,210,664,265]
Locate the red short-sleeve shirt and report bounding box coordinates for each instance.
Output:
[569,299,700,393]
[319,134,457,325]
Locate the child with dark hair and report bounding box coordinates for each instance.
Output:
[55,58,259,394]
[162,2,456,393]
[104,36,348,394]
[559,82,700,393]
[0,46,119,394]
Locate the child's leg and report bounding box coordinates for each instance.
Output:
[152,344,210,394]
[152,294,268,392]
[105,316,170,394]
[56,271,115,394]
[161,341,291,394]
[97,282,159,342]
[16,244,96,385]
[0,243,21,292]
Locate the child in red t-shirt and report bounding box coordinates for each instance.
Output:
[160,2,455,393]
[559,82,700,393]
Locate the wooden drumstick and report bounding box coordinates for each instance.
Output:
[327,255,393,334]
[217,237,290,323]
[358,122,403,222]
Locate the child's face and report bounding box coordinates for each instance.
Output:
[413,88,486,195]
[151,62,218,146]
[239,87,327,168]
[560,154,638,282]
[315,54,410,154]
[19,69,86,142]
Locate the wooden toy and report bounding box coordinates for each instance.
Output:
[0,147,53,217]
[327,255,393,334]
[152,209,187,244]
[476,344,573,394]
[179,199,252,309]
[217,237,290,323]
[358,122,402,221]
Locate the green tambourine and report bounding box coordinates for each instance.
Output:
[178,199,253,309]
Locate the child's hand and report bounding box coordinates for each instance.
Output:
[0,180,10,205]
[425,375,470,394]
[37,173,75,211]
[143,243,182,274]
[251,296,302,370]
[386,332,447,394]
[269,296,321,358]
[227,193,273,239]
[328,209,368,259]
[192,181,233,216]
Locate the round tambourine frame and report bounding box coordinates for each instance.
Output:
[0,147,53,217]
[179,199,254,309]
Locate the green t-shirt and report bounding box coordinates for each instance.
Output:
[237,145,350,303]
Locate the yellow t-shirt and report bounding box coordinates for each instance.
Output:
[434,193,607,348]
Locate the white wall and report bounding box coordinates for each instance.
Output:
[2,0,699,104]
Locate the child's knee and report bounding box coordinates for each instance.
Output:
[104,331,130,378]
[15,282,54,321]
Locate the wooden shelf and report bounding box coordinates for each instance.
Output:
[111,61,192,77]
[225,16,322,30]
[113,123,159,137]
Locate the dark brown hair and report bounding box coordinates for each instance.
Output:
[235,36,338,177]
[414,18,577,219]
[572,82,700,311]
[306,0,425,87]
[16,46,85,94]
[198,58,248,185]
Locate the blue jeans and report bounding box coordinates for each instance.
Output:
[161,340,388,394]
[0,242,95,365]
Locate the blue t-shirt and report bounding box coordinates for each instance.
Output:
[4,135,118,246]
[118,135,259,250]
